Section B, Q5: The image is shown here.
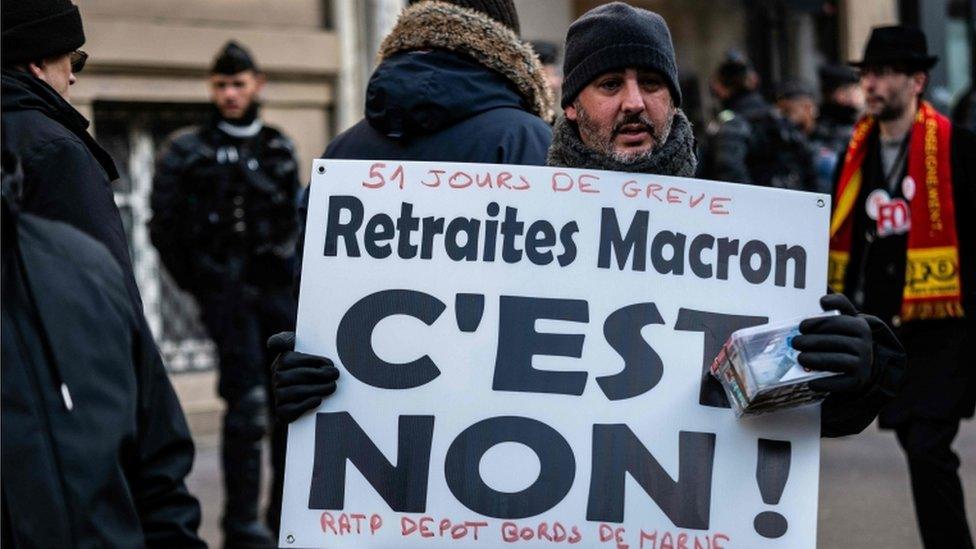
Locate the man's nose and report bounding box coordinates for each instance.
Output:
[621,79,645,114]
[68,73,77,86]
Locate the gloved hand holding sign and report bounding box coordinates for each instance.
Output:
[792,293,876,394]
[268,332,340,423]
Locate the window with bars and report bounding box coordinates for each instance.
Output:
[94,102,218,374]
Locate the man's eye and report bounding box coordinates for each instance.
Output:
[599,80,621,91]
[640,80,663,90]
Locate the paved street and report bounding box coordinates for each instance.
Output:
[186,421,976,548]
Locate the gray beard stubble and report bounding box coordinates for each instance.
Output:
[575,102,676,164]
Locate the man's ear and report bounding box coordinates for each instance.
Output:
[26,60,46,80]
[565,103,578,122]
[910,71,927,95]
[254,72,267,93]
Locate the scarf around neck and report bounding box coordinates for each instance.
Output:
[546,109,697,176]
[828,100,963,322]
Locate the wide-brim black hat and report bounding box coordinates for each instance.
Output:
[848,25,938,69]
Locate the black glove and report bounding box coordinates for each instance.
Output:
[791,293,874,394]
[268,332,340,423]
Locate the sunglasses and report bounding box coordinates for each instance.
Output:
[69,50,88,73]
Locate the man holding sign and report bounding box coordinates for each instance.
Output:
[270,1,904,443]
[268,3,906,547]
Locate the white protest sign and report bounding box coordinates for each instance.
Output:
[280,159,831,548]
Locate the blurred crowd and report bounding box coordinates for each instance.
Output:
[2,0,974,548]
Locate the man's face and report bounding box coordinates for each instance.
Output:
[777,96,817,135]
[210,70,264,120]
[29,54,75,100]
[565,68,676,162]
[860,65,925,121]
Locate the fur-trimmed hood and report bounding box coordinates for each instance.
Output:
[377,1,554,123]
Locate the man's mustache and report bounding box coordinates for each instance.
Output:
[612,113,655,137]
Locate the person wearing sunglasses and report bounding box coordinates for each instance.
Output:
[1,1,205,547]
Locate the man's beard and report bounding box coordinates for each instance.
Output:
[575,104,675,164]
[870,92,908,122]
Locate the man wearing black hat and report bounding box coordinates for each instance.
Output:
[1,1,204,547]
[699,53,817,192]
[150,41,301,548]
[829,25,976,549]
[548,2,904,439]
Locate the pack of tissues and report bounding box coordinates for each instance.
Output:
[710,311,841,417]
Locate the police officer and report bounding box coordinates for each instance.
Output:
[150,41,300,548]
[700,54,817,192]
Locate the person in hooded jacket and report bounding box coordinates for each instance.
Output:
[1,2,204,545]
[265,0,556,427]
[320,0,553,165]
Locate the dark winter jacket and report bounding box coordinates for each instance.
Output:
[322,49,553,165]
[150,114,301,297]
[0,69,137,303]
[0,70,204,546]
[833,123,976,425]
[700,90,816,192]
[1,195,204,548]
[295,1,555,292]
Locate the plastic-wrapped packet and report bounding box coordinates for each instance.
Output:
[710,311,841,417]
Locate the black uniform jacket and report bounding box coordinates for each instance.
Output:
[2,209,204,548]
[834,123,976,425]
[150,116,301,297]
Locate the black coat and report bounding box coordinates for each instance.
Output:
[1,69,137,304]
[1,205,204,548]
[0,70,204,546]
[324,50,552,165]
[150,116,301,296]
[834,123,976,425]
[700,91,817,192]
[295,49,553,290]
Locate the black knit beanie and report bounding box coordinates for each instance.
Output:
[561,2,680,108]
[211,41,259,75]
[2,0,85,66]
[408,0,520,34]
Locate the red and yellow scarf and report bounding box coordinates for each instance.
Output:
[829,101,964,321]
